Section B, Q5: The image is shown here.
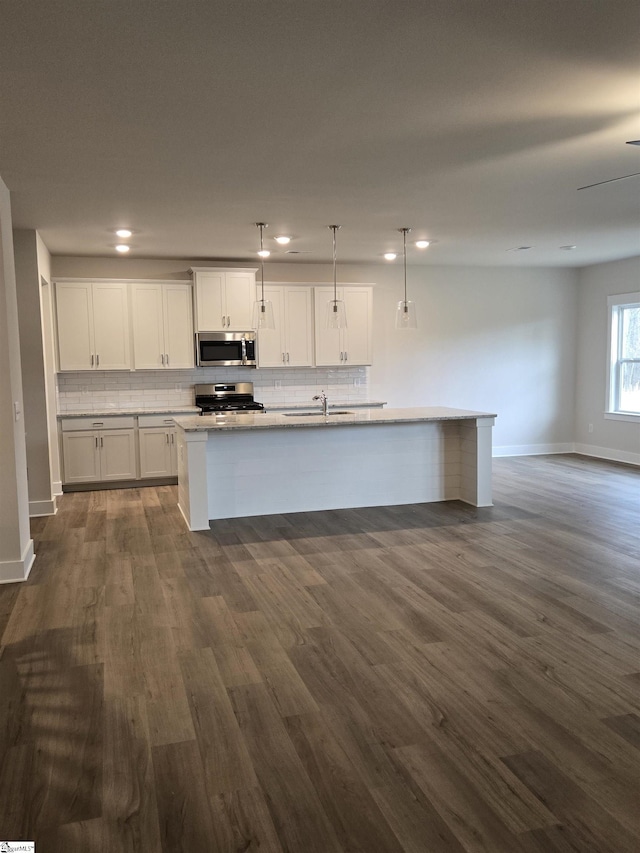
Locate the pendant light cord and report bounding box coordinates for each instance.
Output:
[257,222,267,310]
[403,228,407,305]
[329,225,341,312]
[399,227,411,313]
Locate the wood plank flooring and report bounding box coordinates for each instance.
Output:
[1,453,639,852]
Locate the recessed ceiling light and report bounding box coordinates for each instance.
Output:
[507,246,533,252]
[560,244,577,250]
[384,252,397,261]
[415,240,430,249]
[257,249,270,258]
[115,228,132,238]
[274,235,291,244]
[115,244,130,253]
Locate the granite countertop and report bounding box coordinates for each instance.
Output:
[263,400,386,411]
[57,407,201,418]
[174,406,497,433]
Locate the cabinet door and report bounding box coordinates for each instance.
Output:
[56,282,94,370]
[194,272,225,331]
[343,287,373,365]
[314,287,344,366]
[132,283,165,369]
[139,428,172,478]
[163,284,194,368]
[225,271,256,330]
[62,431,100,483]
[99,430,137,480]
[92,283,131,370]
[256,286,285,367]
[169,430,178,475]
[285,287,314,367]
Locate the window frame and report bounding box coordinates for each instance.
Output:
[605,291,640,422]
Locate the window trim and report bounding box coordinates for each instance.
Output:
[605,291,640,421]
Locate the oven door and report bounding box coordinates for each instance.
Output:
[196,333,256,366]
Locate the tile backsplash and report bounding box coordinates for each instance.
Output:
[56,366,370,412]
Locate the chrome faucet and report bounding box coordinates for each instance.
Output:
[312,390,328,416]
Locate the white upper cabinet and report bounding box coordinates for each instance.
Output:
[313,285,373,366]
[132,282,194,369]
[256,285,314,368]
[55,281,131,371]
[191,267,257,331]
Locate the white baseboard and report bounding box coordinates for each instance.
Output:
[573,443,640,467]
[493,443,575,457]
[29,496,58,517]
[52,479,63,496]
[0,539,35,584]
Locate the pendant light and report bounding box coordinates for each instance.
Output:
[326,225,347,329]
[395,227,418,329]
[252,222,275,330]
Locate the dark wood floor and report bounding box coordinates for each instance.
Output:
[1,454,639,852]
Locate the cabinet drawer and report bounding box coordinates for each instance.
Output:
[60,416,136,431]
[138,414,179,428]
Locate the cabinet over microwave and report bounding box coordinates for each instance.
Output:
[196,331,256,367]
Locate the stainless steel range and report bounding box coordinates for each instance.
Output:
[194,382,265,415]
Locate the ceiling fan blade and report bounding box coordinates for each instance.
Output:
[577,172,640,191]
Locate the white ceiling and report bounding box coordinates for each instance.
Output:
[1,0,639,267]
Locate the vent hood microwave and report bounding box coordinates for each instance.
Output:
[196,331,256,367]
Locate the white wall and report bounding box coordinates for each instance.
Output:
[361,264,579,454]
[14,230,59,515]
[575,256,640,464]
[35,233,61,495]
[0,176,34,582]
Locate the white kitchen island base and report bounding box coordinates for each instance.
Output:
[175,408,496,531]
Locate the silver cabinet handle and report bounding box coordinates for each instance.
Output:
[96,354,100,367]
[165,353,169,366]
[92,422,104,427]
[166,433,170,444]
[286,352,290,362]
[161,353,164,365]
[163,419,173,424]
[222,315,227,327]
[171,433,175,445]
[227,316,231,327]
[344,351,348,362]
[91,354,94,366]
[95,436,99,448]
[339,351,343,362]
[282,353,286,363]
[100,436,103,447]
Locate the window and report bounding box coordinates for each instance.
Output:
[607,292,640,419]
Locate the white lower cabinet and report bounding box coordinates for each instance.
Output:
[139,414,179,478]
[61,418,137,484]
[61,431,101,483]
[61,414,183,486]
[139,427,177,478]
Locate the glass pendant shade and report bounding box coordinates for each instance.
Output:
[326,298,347,329]
[253,221,276,330]
[395,299,417,329]
[252,298,275,330]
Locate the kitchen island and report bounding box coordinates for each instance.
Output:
[174,407,496,531]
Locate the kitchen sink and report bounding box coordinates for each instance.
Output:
[283,410,354,417]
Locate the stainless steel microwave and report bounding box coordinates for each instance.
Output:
[196,331,257,367]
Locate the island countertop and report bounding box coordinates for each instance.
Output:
[173,406,497,432]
